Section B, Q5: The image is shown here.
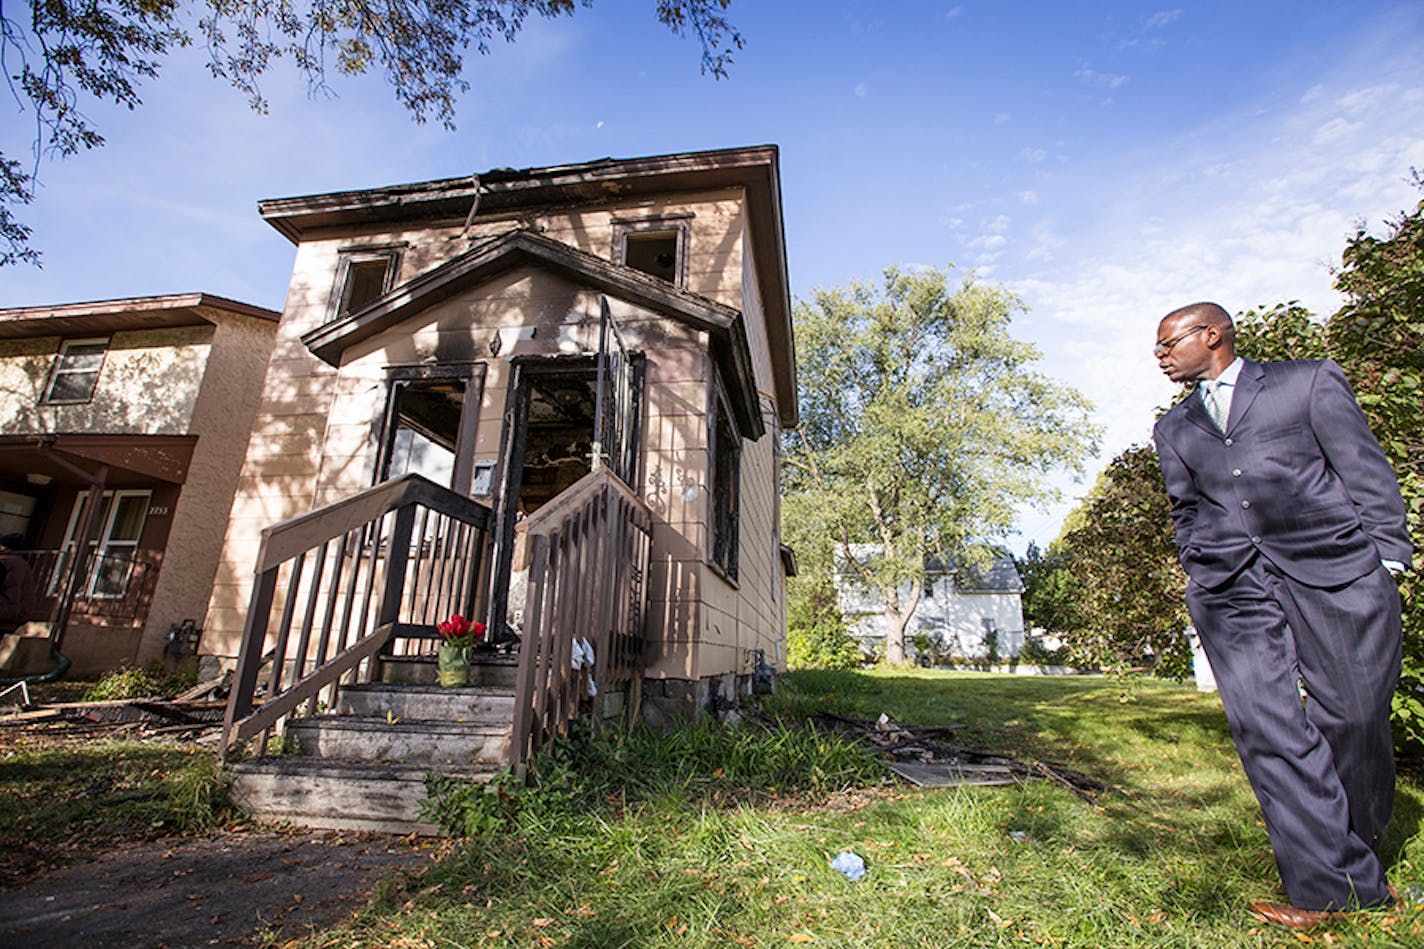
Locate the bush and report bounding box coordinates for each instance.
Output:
[787,618,863,670]
[81,664,195,702]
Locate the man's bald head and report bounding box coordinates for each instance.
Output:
[1164,302,1235,343]
[1155,301,1237,383]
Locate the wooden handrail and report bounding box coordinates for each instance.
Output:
[222,474,492,757]
[507,467,653,774]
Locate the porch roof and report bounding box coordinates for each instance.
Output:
[0,434,197,485]
[301,228,767,440]
[259,145,795,429]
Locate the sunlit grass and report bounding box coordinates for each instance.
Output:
[302,670,1424,947]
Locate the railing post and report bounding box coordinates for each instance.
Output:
[221,563,279,756]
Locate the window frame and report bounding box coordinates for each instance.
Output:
[373,362,485,494]
[327,244,405,323]
[612,214,692,287]
[50,489,151,598]
[707,372,741,584]
[42,338,109,405]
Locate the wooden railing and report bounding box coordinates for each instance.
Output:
[507,466,653,774]
[220,474,492,757]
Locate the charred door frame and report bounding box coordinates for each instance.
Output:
[487,353,645,641]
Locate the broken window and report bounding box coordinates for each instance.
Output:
[43,339,108,404]
[708,378,740,581]
[613,216,690,286]
[331,248,402,321]
[375,364,483,493]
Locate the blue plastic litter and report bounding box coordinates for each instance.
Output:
[829,850,866,881]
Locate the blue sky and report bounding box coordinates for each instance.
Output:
[5,1,1424,551]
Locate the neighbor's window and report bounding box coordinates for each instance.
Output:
[50,489,150,598]
[708,379,741,581]
[43,339,108,404]
[330,248,401,321]
[613,216,690,287]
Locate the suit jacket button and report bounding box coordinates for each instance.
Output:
[1241,500,1251,509]
[1224,438,1234,446]
[1232,468,1242,477]
[1251,536,1262,544]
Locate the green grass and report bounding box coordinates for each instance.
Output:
[296,669,1424,948]
[0,741,227,885]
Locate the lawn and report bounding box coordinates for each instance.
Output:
[299,669,1424,948]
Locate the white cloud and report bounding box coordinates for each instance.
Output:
[854,83,869,99]
[1144,9,1183,30]
[946,5,964,19]
[1074,66,1130,90]
[1017,190,1039,205]
[1020,147,1048,163]
[1002,67,1424,551]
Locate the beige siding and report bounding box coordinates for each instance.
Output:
[203,182,790,683]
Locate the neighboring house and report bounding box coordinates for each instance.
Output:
[836,546,1027,662]
[0,294,281,675]
[207,145,797,720]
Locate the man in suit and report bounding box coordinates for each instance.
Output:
[1152,301,1412,927]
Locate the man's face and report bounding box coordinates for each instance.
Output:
[1155,315,1215,383]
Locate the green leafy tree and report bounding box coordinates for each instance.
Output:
[0,0,741,266]
[1015,540,1079,637]
[1053,445,1192,677]
[1329,187,1424,749]
[784,266,1097,665]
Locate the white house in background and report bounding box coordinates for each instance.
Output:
[835,546,1027,662]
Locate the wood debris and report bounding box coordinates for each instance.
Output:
[0,696,225,743]
[811,710,1111,806]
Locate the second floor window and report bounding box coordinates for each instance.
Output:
[709,379,741,581]
[331,249,401,321]
[43,339,108,404]
[613,216,690,287]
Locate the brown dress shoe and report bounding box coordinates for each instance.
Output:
[1248,901,1337,929]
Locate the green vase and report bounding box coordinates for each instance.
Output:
[437,643,470,687]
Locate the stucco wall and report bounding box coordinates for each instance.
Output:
[0,326,211,436]
[135,311,281,663]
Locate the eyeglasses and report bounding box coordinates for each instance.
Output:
[1153,324,1209,357]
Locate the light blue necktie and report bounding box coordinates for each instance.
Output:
[1201,380,1229,432]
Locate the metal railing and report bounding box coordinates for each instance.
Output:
[18,547,156,623]
[508,466,653,774]
[220,474,492,756]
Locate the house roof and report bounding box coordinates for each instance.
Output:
[259,145,796,428]
[302,228,766,439]
[927,552,1025,594]
[0,293,281,341]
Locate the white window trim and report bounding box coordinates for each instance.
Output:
[43,338,109,405]
[50,489,150,598]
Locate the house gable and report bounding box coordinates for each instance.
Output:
[303,229,765,440]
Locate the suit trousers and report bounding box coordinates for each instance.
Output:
[1186,556,1401,910]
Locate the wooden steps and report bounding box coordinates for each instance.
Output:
[227,659,515,834]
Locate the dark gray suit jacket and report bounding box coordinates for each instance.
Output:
[1154,358,1412,590]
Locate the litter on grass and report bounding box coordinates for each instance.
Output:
[829,851,866,881]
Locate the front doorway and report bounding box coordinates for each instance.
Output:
[488,350,644,640]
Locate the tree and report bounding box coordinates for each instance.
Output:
[1051,445,1192,677]
[1328,186,1424,750]
[0,0,741,266]
[784,266,1097,665]
[1015,540,1079,637]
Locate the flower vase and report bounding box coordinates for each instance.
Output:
[437,643,470,687]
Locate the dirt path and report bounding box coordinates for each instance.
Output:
[0,827,435,948]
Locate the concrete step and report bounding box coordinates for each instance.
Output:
[228,757,497,834]
[286,715,509,766]
[379,653,519,688]
[337,682,515,724]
